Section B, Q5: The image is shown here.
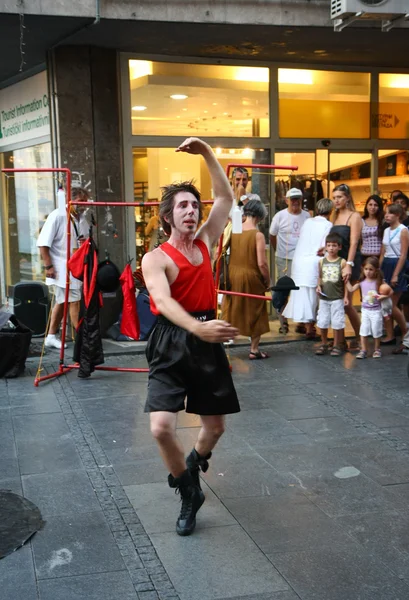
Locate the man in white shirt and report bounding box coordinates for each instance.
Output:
[37,187,90,349]
[269,187,310,332]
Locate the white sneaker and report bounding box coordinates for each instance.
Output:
[45,335,67,350]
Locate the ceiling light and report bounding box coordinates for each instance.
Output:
[215,147,222,155]
[204,110,208,113]
[383,74,409,89]
[129,60,152,80]
[170,94,188,100]
[132,105,147,111]
[223,112,229,116]
[233,67,269,83]
[278,69,313,85]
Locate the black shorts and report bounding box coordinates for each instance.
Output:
[145,311,240,415]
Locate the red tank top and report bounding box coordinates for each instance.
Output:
[150,240,215,315]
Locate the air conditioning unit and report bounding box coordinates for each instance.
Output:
[331,0,408,20]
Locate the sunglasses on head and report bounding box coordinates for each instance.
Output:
[337,184,350,193]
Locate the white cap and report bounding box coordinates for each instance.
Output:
[286,188,303,199]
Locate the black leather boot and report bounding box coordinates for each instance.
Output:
[186,448,212,490]
[168,469,204,536]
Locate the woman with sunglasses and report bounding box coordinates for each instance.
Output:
[331,183,363,349]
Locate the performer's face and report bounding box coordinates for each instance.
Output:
[172,192,200,234]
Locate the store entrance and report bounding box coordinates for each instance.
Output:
[274,150,374,214]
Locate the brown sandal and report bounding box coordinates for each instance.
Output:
[392,345,408,355]
[315,344,329,355]
[249,351,269,360]
[330,346,343,356]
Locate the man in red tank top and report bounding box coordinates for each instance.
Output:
[142,137,240,536]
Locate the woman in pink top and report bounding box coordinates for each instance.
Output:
[361,195,384,258]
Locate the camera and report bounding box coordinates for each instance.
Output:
[321,140,331,148]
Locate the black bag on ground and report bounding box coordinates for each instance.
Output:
[0,313,32,378]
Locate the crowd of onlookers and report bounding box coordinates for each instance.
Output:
[221,170,409,360]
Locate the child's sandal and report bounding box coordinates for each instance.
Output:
[315,344,329,355]
[330,346,343,356]
[372,350,382,359]
[356,350,367,359]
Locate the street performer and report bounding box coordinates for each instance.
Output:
[142,137,240,536]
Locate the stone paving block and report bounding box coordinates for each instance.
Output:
[332,440,409,485]
[0,476,23,494]
[22,469,100,517]
[125,480,236,534]
[13,413,71,442]
[0,406,11,419]
[0,456,20,479]
[91,420,153,451]
[280,366,349,385]
[0,419,17,459]
[218,594,300,600]
[69,379,143,400]
[203,453,297,499]
[0,545,38,600]
[228,408,303,436]
[264,394,336,420]
[383,426,409,444]
[386,483,409,502]
[80,395,147,423]
[150,525,288,600]
[269,547,409,600]
[253,442,348,476]
[38,570,139,600]
[287,469,406,517]
[336,510,409,579]
[138,592,159,600]
[106,440,170,462]
[288,416,371,442]
[8,392,61,416]
[114,458,168,486]
[16,437,83,475]
[32,511,125,579]
[225,493,357,554]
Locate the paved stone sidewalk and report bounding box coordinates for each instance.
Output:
[1,341,409,599]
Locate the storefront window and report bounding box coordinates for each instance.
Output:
[378,74,409,139]
[329,152,372,212]
[133,146,271,266]
[0,142,54,290]
[129,60,269,137]
[278,69,370,139]
[377,149,409,200]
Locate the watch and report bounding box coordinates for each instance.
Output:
[346,261,354,267]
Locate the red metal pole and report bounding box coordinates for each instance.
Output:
[214,163,299,314]
[60,173,72,368]
[1,167,73,379]
[34,366,75,386]
[66,364,149,373]
[217,289,273,301]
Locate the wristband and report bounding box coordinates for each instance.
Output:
[44,264,53,270]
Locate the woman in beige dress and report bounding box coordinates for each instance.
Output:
[222,200,270,359]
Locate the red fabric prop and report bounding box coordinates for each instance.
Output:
[68,239,98,309]
[120,264,140,340]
